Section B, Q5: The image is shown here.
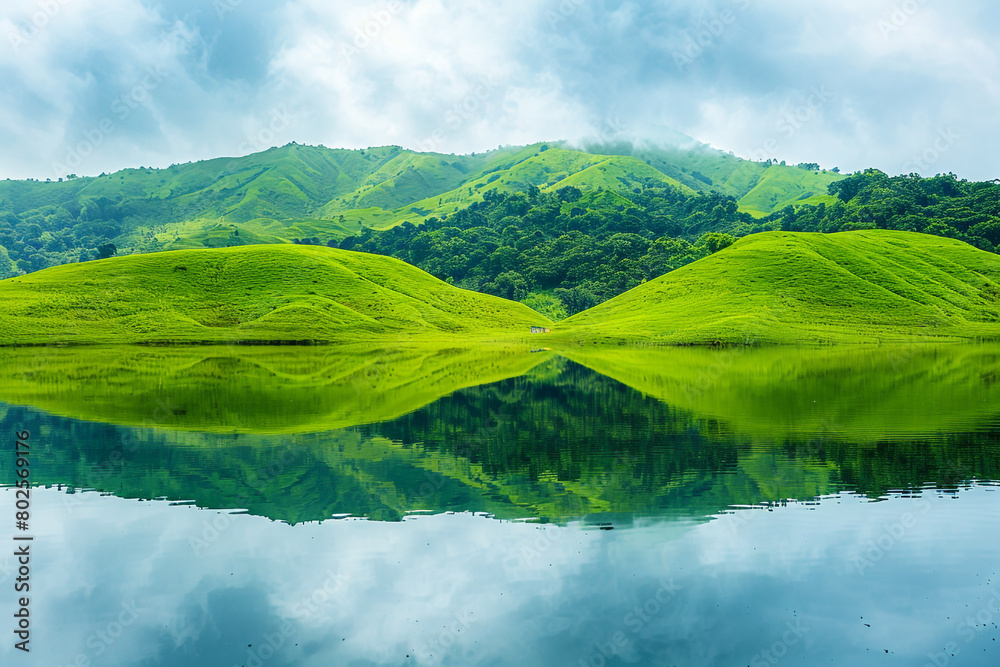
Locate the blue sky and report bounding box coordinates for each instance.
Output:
[1,0,998,180]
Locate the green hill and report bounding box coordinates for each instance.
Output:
[576,139,844,215]
[554,230,1000,344]
[736,164,842,217]
[0,139,846,278]
[0,244,551,345]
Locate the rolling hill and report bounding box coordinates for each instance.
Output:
[553,230,1000,344]
[0,138,845,278]
[577,139,843,216]
[0,244,552,345]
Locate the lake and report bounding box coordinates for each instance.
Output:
[1,342,999,666]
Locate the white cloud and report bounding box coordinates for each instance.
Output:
[0,0,998,179]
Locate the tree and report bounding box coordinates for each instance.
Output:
[487,271,529,301]
[555,286,598,316]
[97,243,117,259]
[697,232,736,254]
[0,245,16,279]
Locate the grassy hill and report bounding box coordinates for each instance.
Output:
[554,230,1000,344]
[0,139,846,278]
[577,139,844,215]
[0,244,551,345]
[736,165,842,216]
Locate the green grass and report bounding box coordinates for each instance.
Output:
[0,244,552,345]
[736,165,845,217]
[341,147,697,230]
[553,230,1000,345]
[572,140,846,214]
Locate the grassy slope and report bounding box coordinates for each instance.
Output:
[737,166,844,217]
[574,140,846,215]
[554,230,1000,345]
[543,155,694,195]
[340,149,696,229]
[0,244,552,345]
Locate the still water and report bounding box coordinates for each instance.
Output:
[0,343,998,666]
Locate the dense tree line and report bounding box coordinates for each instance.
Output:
[339,183,748,316]
[771,170,1000,252]
[0,193,129,278]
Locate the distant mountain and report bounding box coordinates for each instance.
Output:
[0,244,551,345]
[0,139,843,276]
[554,230,1000,344]
[574,139,843,215]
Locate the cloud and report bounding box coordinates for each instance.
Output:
[0,0,998,180]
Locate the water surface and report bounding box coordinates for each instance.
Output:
[1,343,998,665]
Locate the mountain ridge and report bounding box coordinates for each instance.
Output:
[0,139,844,277]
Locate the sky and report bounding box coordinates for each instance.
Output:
[1,0,998,181]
